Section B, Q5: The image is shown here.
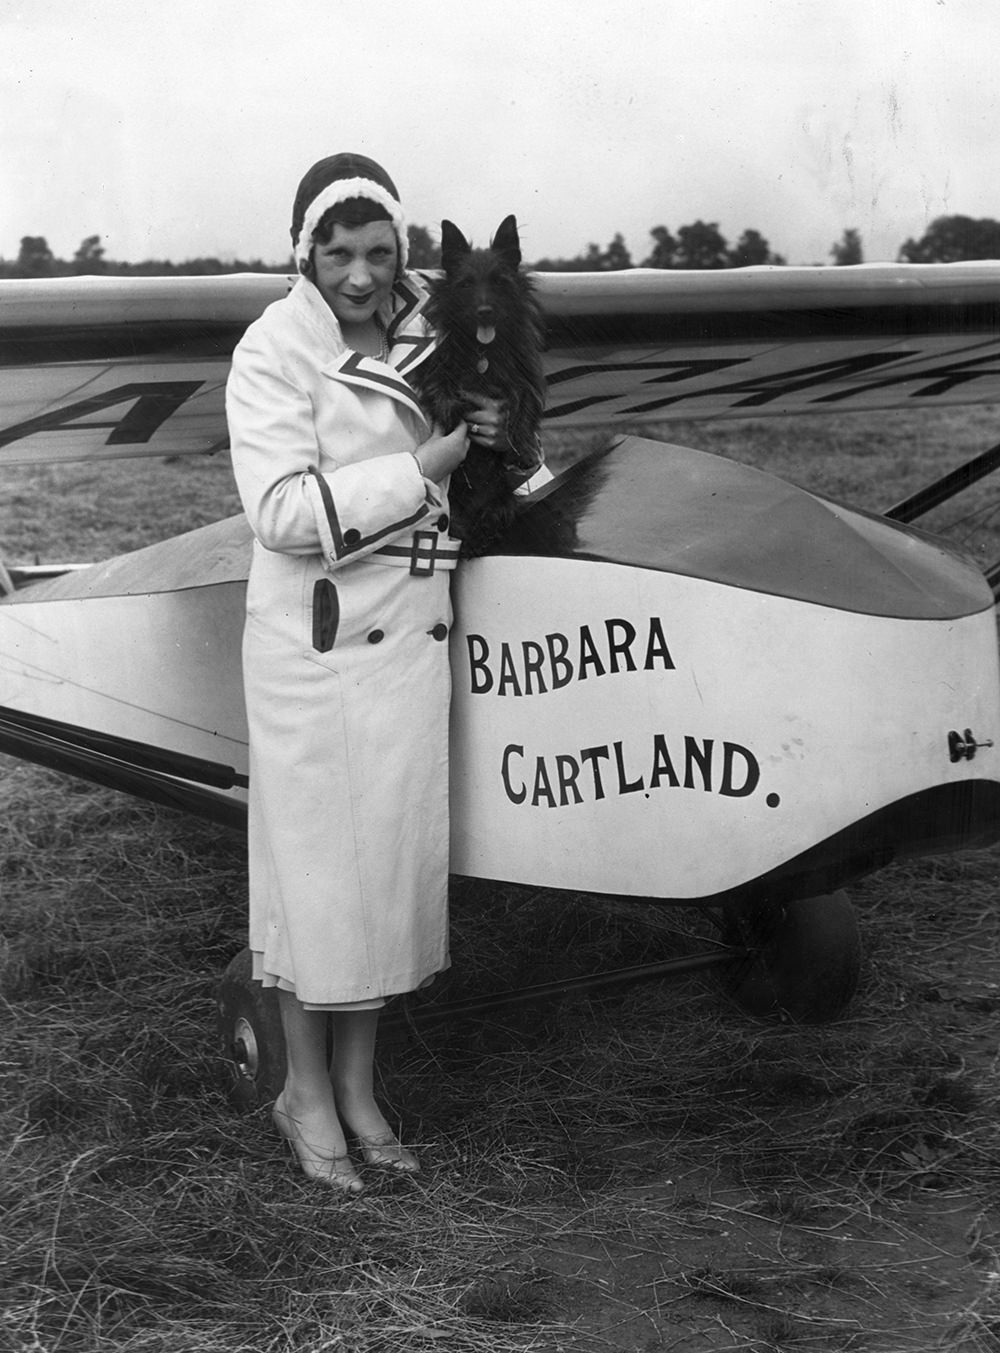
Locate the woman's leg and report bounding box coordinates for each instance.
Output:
[273,990,363,1191]
[330,1009,419,1172]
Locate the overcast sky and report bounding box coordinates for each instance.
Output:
[2,0,997,268]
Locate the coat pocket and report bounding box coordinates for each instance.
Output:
[311,578,340,653]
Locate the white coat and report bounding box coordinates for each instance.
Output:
[226,274,456,1007]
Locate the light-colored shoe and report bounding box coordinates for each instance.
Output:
[272,1097,364,1195]
[357,1135,420,1175]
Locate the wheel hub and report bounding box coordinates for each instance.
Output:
[231,1016,260,1079]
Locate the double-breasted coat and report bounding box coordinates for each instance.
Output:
[226,273,456,1008]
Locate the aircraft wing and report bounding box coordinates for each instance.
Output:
[2,263,1000,467]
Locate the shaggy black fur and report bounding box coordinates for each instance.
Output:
[411,215,546,557]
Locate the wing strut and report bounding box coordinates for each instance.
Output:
[885,438,1000,524]
[884,436,1000,602]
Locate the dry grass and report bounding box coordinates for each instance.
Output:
[2,782,998,1351]
[2,406,1000,1351]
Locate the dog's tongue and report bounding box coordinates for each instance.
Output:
[476,323,496,346]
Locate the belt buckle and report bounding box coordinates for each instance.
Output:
[409,530,439,576]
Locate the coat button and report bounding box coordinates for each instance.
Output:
[343,528,361,546]
[367,629,384,644]
[436,513,449,531]
[430,623,448,641]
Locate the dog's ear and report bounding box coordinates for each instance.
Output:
[491,215,521,268]
[439,220,471,273]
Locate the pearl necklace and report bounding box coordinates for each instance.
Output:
[374,316,391,363]
[345,316,390,363]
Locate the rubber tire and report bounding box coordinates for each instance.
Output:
[721,891,862,1024]
[216,947,286,1109]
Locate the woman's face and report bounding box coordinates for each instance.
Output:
[311,221,398,328]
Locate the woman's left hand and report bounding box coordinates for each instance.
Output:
[461,393,507,453]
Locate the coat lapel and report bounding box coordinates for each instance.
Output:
[324,350,430,425]
[301,272,434,424]
[386,275,438,380]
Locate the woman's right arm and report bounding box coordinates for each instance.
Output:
[413,421,470,482]
[226,328,463,568]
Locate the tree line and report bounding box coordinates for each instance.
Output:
[2,215,998,278]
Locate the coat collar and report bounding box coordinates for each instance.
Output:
[289,272,435,371]
[287,274,436,425]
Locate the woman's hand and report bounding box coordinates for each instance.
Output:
[461,393,507,452]
[414,421,469,482]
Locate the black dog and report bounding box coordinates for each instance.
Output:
[412,215,545,557]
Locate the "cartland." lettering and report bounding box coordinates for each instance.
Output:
[501,734,764,807]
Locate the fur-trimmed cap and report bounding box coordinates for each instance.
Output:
[290,152,408,271]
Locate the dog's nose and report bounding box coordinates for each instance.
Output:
[475,304,495,322]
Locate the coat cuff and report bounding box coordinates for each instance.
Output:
[503,433,546,489]
[304,453,432,568]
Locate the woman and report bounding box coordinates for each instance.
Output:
[226,153,511,1192]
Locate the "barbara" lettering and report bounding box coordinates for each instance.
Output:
[467,617,675,696]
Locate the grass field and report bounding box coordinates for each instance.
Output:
[2,406,1000,1352]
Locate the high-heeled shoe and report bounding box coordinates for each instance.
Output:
[357,1131,419,1174]
[272,1097,364,1195]
[356,1134,420,1175]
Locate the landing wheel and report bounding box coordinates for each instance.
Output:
[721,891,862,1023]
[216,947,286,1109]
